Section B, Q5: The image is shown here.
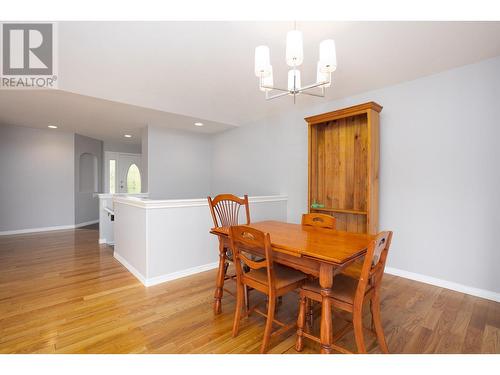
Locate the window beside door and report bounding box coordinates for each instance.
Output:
[109,159,116,194]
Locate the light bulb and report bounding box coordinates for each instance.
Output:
[286,30,304,67]
[254,45,272,77]
[260,66,274,91]
[316,62,331,87]
[319,39,337,73]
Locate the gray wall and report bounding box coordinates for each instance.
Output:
[0,124,75,231]
[74,134,103,225]
[211,56,500,293]
[147,126,212,199]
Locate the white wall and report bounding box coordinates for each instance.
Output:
[211,56,500,295]
[113,195,287,286]
[146,126,212,199]
[0,124,75,232]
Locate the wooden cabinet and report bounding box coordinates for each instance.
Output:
[306,102,382,234]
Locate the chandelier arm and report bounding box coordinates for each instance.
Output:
[266,91,291,100]
[300,90,325,98]
[298,80,330,92]
[261,85,289,93]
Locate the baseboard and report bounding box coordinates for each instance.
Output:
[113,252,218,287]
[385,266,500,303]
[113,252,148,285]
[0,220,99,235]
[98,238,114,245]
[74,220,99,228]
[144,261,219,287]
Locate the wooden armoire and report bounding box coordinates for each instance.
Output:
[306,102,382,234]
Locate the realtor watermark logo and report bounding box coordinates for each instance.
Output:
[1,22,58,89]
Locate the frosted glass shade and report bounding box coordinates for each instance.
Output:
[288,69,301,92]
[255,45,272,77]
[260,66,273,91]
[286,30,304,67]
[319,39,337,73]
[316,62,331,87]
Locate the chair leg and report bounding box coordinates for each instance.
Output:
[306,299,314,330]
[370,291,389,353]
[295,294,307,352]
[260,296,276,354]
[353,306,367,354]
[244,285,249,312]
[232,281,244,337]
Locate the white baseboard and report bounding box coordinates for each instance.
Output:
[113,252,218,287]
[113,252,148,285]
[385,266,500,303]
[74,220,99,228]
[99,238,114,245]
[144,261,219,287]
[0,220,99,236]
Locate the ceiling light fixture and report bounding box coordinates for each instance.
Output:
[194,122,204,127]
[255,22,337,103]
[48,125,58,129]
[124,134,132,138]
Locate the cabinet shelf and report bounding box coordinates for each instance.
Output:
[311,207,368,215]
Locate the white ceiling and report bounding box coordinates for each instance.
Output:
[0,90,234,143]
[2,21,500,143]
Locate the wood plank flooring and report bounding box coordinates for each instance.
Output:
[0,227,499,354]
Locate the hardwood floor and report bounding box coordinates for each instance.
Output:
[0,227,499,354]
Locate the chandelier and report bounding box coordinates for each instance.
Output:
[254,24,337,103]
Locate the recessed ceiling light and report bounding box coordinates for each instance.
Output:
[194,122,204,127]
[48,125,58,129]
[124,134,132,138]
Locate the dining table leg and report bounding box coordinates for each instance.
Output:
[319,263,334,354]
[213,240,227,315]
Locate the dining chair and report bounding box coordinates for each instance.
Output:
[295,231,393,354]
[301,213,336,229]
[230,225,308,353]
[208,194,251,314]
[301,212,337,327]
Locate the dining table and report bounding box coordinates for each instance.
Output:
[210,220,377,354]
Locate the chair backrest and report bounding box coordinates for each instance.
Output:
[208,194,250,228]
[354,231,393,305]
[229,225,276,291]
[301,213,336,229]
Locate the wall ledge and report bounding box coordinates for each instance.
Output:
[113,194,288,210]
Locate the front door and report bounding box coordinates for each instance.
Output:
[117,154,142,193]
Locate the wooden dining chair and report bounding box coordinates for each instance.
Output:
[301,212,337,327]
[301,213,336,229]
[230,225,308,353]
[208,194,251,314]
[296,231,393,354]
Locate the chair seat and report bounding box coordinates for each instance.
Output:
[303,274,372,304]
[246,265,307,290]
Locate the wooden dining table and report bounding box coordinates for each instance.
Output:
[210,220,377,354]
